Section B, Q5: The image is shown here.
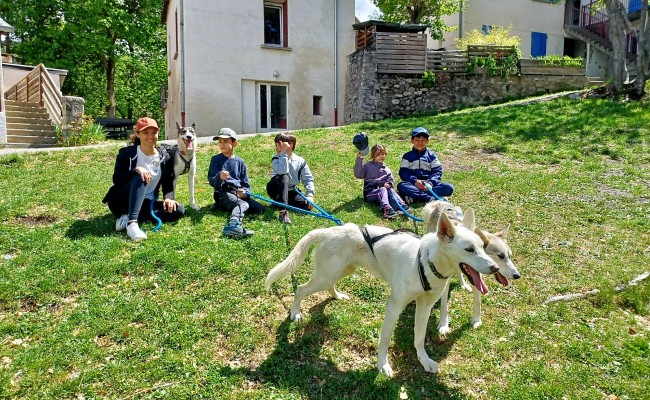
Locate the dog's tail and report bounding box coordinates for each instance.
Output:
[265,227,331,290]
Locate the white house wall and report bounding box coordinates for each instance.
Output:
[164,0,355,137]
[439,0,567,57]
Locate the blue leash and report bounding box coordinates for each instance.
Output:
[424,183,444,201]
[390,191,424,222]
[245,190,343,226]
[150,198,163,232]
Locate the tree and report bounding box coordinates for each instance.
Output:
[0,0,166,119]
[371,0,465,40]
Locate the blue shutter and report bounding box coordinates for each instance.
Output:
[531,32,547,57]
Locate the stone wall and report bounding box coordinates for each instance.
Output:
[344,49,590,123]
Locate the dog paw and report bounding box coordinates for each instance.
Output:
[378,362,394,377]
[190,203,200,211]
[290,312,303,322]
[419,358,439,374]
[470,318,482,328]
[438,325,451,336]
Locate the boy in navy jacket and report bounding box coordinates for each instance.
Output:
[397,127,454,204]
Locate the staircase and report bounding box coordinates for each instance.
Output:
[564,25,613,57]
[5,100,58,148]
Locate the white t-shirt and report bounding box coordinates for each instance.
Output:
[136,146,162,200]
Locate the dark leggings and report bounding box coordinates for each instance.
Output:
[107,175,185,223]
[266,174,310,210]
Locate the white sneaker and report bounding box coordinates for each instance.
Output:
[115,214,128,231]
[126,222,147,242]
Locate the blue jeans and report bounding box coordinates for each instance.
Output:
[397,181,454,203]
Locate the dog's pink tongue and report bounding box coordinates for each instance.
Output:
[184,139,193,151]
[494,271,510,287]
[468,267,489,294]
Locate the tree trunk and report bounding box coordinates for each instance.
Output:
[105,56,116,118]
[632,0,649,97]
[604,0,630,93]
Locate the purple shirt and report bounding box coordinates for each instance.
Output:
[354,157,395,189]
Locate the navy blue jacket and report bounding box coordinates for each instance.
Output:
[398,147,443,186]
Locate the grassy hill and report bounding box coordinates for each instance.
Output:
[1,97,649,399]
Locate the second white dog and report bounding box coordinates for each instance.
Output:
[422,201,521,335]
[266,210,499,376]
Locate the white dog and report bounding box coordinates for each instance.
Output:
[265,210,499,376]
[422,201,521,335]
[173,122,199,210]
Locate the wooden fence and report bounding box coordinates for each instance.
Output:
[375,31,427,74]
[426,50,469,73]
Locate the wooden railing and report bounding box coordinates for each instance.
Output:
[4,63,63,125]
[426,50,469,73]
[375,31,427,74]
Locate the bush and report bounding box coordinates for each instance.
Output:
[56,115,107,147]
[456,25,521,57]
[467,53,519,78]
[534,54,584,68]
[421,71,436,88]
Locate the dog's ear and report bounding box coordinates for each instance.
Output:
[191,122,196,129]
[460,208,476,230]
[494,224,510,240]
[437,212,456,242]
[475,228,490,249]
[175,121,181,131]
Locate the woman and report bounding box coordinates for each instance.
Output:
[102,117,184,241]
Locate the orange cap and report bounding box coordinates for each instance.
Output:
[135,117,159,132]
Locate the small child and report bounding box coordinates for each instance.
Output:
[207,128,264,238]
[397,127,454,204]
[266,132,315,224]
[354,144,409,219]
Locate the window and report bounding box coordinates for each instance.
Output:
[313,96,322,116]
[258,83,288,131]
[264,1,288,47]
[481,25,493,35]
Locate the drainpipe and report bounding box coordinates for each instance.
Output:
[179,0,186,127]
[333,0,338,126]
[459,0,463,39]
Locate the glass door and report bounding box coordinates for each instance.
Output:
[258,83,287,132]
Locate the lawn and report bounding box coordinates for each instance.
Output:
[1,97,649,399]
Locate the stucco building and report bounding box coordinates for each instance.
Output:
[161,0,356,137]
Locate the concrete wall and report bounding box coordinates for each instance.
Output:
[163,0,355,137]
[345,49,590,123]
[2,64,67,90]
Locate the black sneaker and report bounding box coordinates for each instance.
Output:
[278,210,292,224]
[383,207,398,219]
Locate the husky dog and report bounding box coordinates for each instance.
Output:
[422,201,521,335]
[266,210,499,376]
[173,122,199,210]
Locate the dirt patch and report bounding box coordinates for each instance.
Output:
[12,214,57,227]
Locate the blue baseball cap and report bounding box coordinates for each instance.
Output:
[411,127,429,138]
[353,132,370,156]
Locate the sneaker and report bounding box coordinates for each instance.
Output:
[222,221,254,238]
[278,210,292,224]
[404,196,414,205]
[383,207,398,219]
[126,222,147,242]
[115,214,128,231]
[401,204,411,214]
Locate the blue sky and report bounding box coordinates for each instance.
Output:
[355,0,379,21]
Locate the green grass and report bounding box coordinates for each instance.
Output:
[1,97,649,399]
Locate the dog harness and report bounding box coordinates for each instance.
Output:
[169,145,192,175]
[358,226,447,291]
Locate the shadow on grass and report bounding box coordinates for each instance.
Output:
[65,214,118,239]
[218,299,470,399]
